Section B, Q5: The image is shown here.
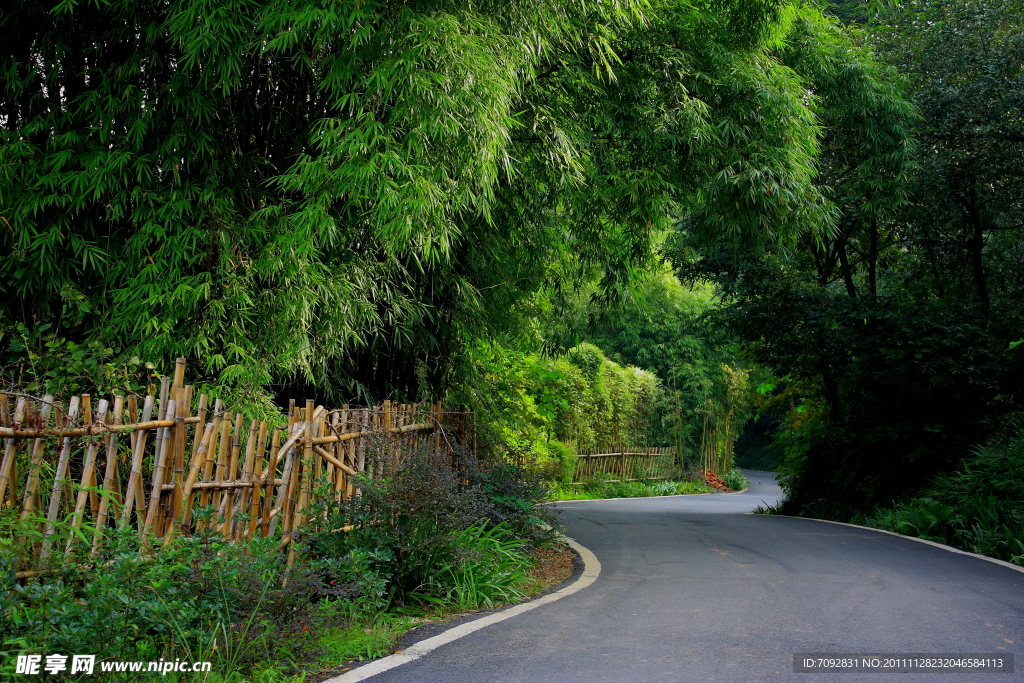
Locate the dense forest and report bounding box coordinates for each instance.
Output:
[3,0,1024,559]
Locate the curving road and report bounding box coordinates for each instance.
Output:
[340,471,1024,682]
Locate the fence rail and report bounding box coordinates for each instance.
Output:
[570,446,677,484]
[0,359,472,578]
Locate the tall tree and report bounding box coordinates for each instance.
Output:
[673,1,1024,514]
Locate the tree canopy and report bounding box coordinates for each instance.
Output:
[2,0,837,404]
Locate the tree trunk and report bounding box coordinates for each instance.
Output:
[867,218,878,298]
[837,236,859,298]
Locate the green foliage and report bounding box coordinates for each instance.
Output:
[317,618,419,666]
[675,2,1024,515]
[720,286,1018,513]
[474,463,554,542]
[305,443,554,609]
[1,528,349,680]
[720,468,750,491]
[1,323,153,396]
[3,440,555,680]
[417,523,535,611]
[534,440,577,484]
[2,0,837,404]
[551,478,712,500]
[542,268,755,465]
[855,419,1024,565]
[454,340,665,461]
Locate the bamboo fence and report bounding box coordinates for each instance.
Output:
[570,446,678,484]
[0,359,473,578]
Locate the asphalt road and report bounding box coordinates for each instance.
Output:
[356,471,1024,682]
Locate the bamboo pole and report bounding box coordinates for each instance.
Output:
[198,399,224,513]
[65,398,110,557]
[345,410,356,498]
[260,428,282,536]
[288,400,316,566]
[167,384,191,536]
[157,375,171,421]
[0,415,204,438]
[141,399,176,540]
[19,397,54,522]
[219,413,244,537]
[330,409,344,498]
[247,421,268,538]
[0,397,27,508]
[91,395,124,556]
[356,410,367,478]
[178,421,217,534]
[335,405,352,497]
[190,394,209,461]
[211,412,232,524]
[120,395,155,529]
[313,445,357,475]
[39,396,82,560]
[232,419,259,539]
[268,442,298,538]
[17,398,54,569]
[170,478,283,491]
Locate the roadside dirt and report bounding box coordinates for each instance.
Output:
[529,542,576,593]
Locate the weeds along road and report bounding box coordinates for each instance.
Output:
[347,471,1024,682]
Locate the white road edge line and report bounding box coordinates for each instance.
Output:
[779,515,1024,575]
[321,537,602,683]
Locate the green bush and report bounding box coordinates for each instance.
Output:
[306,442,555,609]
[0,528,348,680]
[471,461,556,545]
[721,469,750,491]
[453,341,665,463]
[534,439,577,484]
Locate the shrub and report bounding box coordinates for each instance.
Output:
[533,439,577,484]
[2,439,557,680]
[470,460,557,544]
[305,441,555,609]
[721,469,750,491]
[0,530,345,679]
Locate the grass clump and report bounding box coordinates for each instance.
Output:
[316,617,420,668]
[551,478,712,500]
[720,468,750,491]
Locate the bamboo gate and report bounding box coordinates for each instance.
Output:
[570,446,678,484]
[0,359,473,578]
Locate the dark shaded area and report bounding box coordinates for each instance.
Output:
[732,412,784,472]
